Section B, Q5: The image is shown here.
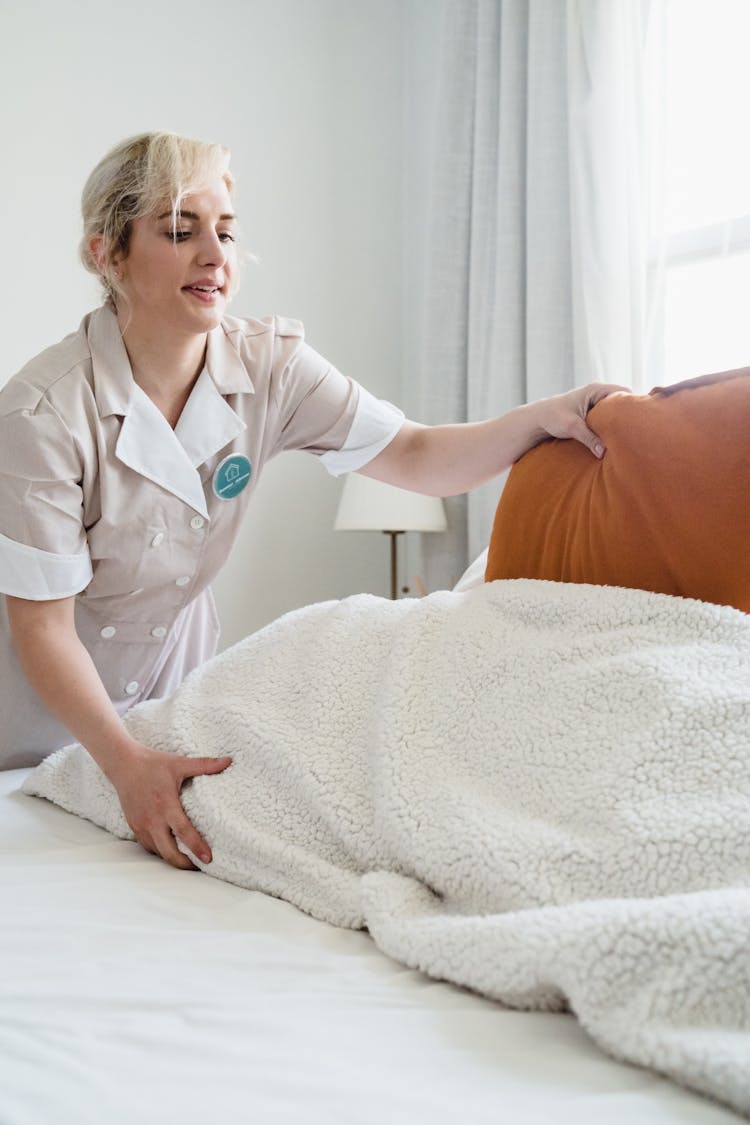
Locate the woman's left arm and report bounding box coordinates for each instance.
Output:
[358,382,629,496]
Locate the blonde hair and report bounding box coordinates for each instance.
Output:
[79,131,235,305]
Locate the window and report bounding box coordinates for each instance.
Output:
[663,0,750,382]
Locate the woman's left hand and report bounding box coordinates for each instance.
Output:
[358,380,631,497]
[536,383,631,459]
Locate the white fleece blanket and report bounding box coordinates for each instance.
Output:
[22,580,750,1117]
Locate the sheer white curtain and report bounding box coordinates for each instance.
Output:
[407,0,663,592]
[568,0,665,393]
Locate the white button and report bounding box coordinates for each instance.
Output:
[100,626,116,639]
[151,625,167,638]
[151,532,165,547]
[125,681,140,696]
[175,575,191,587]
[190,516,205,530]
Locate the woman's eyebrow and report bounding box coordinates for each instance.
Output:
[156,209,237,221]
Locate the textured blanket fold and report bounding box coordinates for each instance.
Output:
[22,580,750,1116]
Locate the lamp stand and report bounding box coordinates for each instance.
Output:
[383,530,404,599]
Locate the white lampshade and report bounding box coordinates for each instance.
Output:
[334,474,447,533]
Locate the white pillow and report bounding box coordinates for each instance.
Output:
[452,548,488,592]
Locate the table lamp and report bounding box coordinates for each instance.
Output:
[334,474,447,599]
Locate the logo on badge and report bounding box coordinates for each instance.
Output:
[212,454,252,500]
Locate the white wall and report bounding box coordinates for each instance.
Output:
[0,0,446,646]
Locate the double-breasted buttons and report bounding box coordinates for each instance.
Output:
[100,625,116,639]
[125,680,139,696]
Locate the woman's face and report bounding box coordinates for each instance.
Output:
[115,177,238,338]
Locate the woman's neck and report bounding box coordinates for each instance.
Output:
[117,309,208,409]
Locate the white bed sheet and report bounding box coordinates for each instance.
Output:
[1,767,744,1125]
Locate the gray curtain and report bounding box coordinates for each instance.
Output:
[408,0,659,592]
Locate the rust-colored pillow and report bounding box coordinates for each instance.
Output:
[485,370,750,613]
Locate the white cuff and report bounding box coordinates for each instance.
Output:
[320,386,405,477]
[0,530,93,600]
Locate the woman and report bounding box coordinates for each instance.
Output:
[0,131,623,871]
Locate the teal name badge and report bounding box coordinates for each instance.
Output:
[212,454,252,500]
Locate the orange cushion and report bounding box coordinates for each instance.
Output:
[485,371,750,613]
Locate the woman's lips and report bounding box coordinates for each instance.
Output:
[183,286,221,303]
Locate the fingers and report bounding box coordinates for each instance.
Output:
[134,826,198,870]
[172,756,232,863]
[140,787,218,864]
[138,828,201,870]
[153,823,202,871]
[136,829,157,857]
[170,807,214,867]
[131,793,213,870]
[573,382,631,457]
[569,416,605,459]
[126,753,232,871]
[180,755,233,778]
[585,382,631,406]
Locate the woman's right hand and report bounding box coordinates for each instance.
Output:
[109,742,233,870]
[4,595,231,871]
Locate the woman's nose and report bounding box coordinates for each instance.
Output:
[196,229,227,268]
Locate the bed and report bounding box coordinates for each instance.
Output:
[1,760,744,1125]
[3,375,749,1124]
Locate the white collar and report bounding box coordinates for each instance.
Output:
[87,305,251,517]
[88,303,254,417]
[174,366,247,468]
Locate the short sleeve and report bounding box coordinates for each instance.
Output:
[270,339,404,475]
[0,392,92,600]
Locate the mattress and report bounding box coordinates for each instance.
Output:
[1,767,743,1125]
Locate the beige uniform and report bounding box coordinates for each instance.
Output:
[0,304,403,769]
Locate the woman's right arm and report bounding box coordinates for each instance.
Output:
[6,595,231,870]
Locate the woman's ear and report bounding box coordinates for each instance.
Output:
[89,233,107,272]
[90,235,124,283]
[91,234,125,275]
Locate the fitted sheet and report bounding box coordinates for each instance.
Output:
[1,768,743,1125]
